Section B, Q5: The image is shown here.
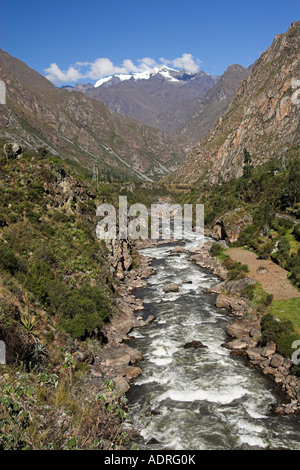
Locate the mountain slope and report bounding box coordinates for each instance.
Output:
[166,21,300,185]
[155,64,250,142]
[178,64,251,142]
[0,49,186,182]
[80,68,219,130]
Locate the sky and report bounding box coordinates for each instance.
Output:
[1,0,299,85]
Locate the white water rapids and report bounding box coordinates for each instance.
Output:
[126,232,300,450]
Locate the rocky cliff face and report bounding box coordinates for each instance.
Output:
[177,65,251,144]
[166,22,300,185]
[0,49,186,182]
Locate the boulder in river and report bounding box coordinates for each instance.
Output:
[183,340,207,349]
[163,283,179,293]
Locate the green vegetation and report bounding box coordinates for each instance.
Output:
[210,243,249,280]
[269,298,300,336]
[260,313,299,359]
[0,141,139,449]
[241,282,273,313]
[0,368,134,450]
[178,147,300,371]
[178,147,300,290]
[222,256,249,281]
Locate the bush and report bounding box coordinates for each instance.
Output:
[260,313,299,358]
[235,224,259,248]
[257,240,275,259]
[210,243,224,257]
[0,244,24,275]
[223,256,249,280]
[241,283,256,300]
[292,224,300,242]
[58,285,111,339]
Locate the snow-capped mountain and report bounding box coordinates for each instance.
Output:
[76,66,220,132]
[94,66,194,87]
[62,61,249,145]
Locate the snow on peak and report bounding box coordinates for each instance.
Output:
[94,66,181,88]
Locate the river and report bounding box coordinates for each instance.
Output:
[126,232,300,450]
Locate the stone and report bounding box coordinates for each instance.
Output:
[261,341,277,358]
[124,366,142,381]
[227,318,260,339]
[101,347,131,368]
[222,339,248,350]
[169,246,186,253]
[163,283,179,293]
[247,348,264,363]
[213,208,253,243]
[270,354,284,368]
[113,376,130,393]
[183,340,207,349]
[216,293,250,316]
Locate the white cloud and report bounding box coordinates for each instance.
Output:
[171,53,201,74]
[44,53,202,83]
[44,63,83,83]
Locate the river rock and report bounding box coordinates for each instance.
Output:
[169,246,186,254]
[133,314,156,328]
[124,366,143,381]
[261,341,277,358]
[227,318,260,340]
[246,347,264,364]
[208,278,256,294]
[183,340,206,349]
[222,339,249,350]
[270,353,284,368]
[215,293,250,316]
[100,347,132,368]
[163,283,179,293]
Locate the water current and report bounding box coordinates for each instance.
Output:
[126,233,300,450]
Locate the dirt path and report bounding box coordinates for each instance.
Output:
[226,247,300,301]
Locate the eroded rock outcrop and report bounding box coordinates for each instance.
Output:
[213,208,253,243]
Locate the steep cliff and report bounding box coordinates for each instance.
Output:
[165,22,300,185]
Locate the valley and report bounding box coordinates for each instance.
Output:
[0,13,299,452]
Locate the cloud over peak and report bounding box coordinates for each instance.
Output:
[44,53,202,83]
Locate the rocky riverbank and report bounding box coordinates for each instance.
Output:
[90,236,300,415]
[190,240,300,414]
[88,239,174,396]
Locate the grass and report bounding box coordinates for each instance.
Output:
[270,298,300,336]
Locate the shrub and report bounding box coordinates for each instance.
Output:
[241,283,256,300]
[257,240,275,259]
[58,285,111,339]
[0,244,24,275]
[210,243,224,257]
[223,256,249,280]
[260,313,299,358]
[292,224,300,242]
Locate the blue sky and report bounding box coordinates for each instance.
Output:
[1,0,299,84]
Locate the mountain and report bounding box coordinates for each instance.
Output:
[177,64,251,142]
[74,67,219,130]
[94,65,193,87]
[165,21,300,185]
[0,49,186,182]
[155,64,250,143]
[66,64,249,147]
